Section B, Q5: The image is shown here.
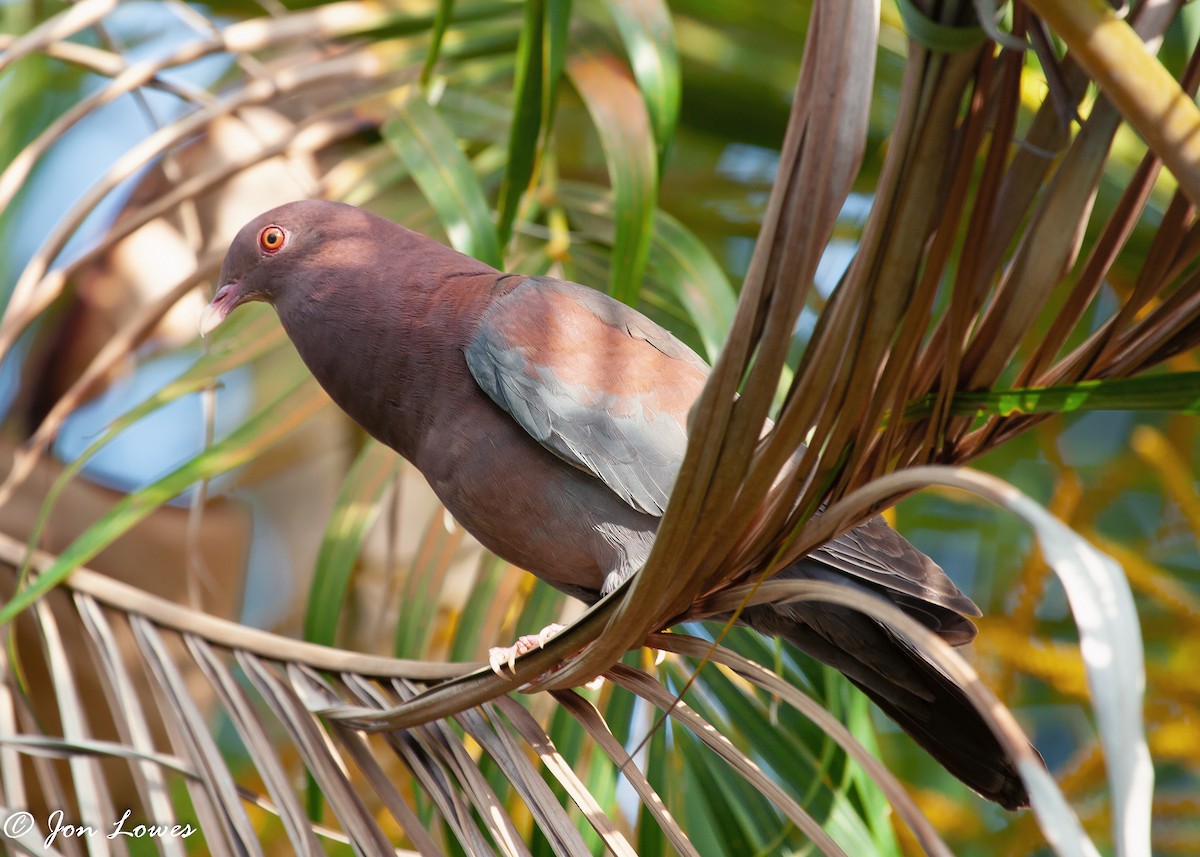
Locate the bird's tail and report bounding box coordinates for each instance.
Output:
[741,599,1034,810]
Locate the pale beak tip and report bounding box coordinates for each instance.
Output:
[200,282,236,338]
[198,303,224,338]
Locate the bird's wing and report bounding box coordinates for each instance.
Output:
[466,276,709,516]
[815,516,980,611]
[810,515,982,642]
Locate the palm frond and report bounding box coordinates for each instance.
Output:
[3,531,937,854]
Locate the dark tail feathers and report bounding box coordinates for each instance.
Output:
[742,600,1038,810]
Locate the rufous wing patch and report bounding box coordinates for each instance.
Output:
[466,277,709,515]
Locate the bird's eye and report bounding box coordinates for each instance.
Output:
[258,225,286,253]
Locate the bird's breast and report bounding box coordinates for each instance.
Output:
[412,386,659,600]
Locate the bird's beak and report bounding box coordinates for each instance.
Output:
[199,282,241,338]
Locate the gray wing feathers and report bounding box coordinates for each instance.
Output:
[465,289,693,516]
[812,516,982,617]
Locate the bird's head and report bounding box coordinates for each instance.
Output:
[200,199,376,337]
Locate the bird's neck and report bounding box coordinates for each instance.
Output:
[277,266,499,461]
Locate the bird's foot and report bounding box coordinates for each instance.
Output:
[487,624,605,690]
[488,623,566,676]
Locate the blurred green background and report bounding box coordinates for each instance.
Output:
[1,0,1198,854]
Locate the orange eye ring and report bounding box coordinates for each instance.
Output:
[258,225,286,253]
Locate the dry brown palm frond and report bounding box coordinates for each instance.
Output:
[546,0,883,689]
[0,530,953,855]
[537,0,1196,695]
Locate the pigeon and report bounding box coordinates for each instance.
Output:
[201,200,1034,808]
